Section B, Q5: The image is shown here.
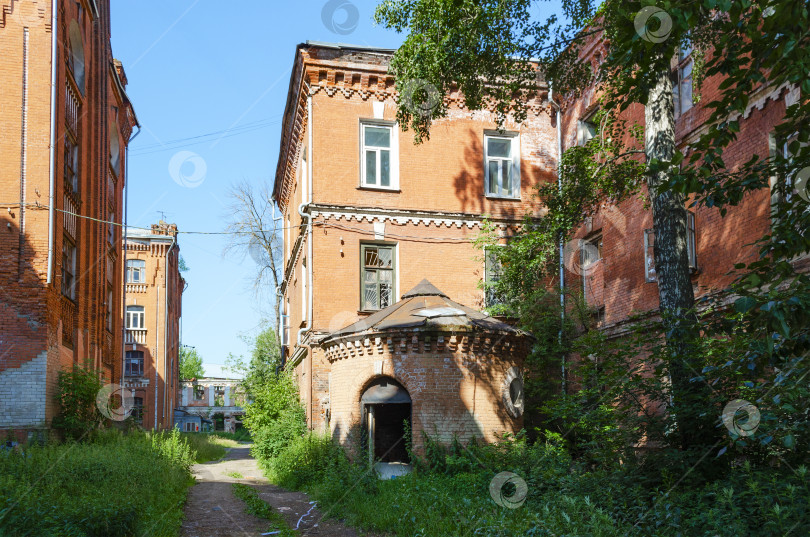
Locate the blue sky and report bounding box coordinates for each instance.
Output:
[110,0,560,377]
[111,0,402,376]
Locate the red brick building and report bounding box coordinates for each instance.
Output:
[561,37,805,330]
[0,0,137,438]
[273,42,553,454]
[123,223,184,430]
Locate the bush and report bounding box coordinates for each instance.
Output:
[180,431,243,463]
[243,370,306,461]
[0,430,193,536]
[51,365,105,440]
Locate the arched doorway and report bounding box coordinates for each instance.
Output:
[361,377,411,463]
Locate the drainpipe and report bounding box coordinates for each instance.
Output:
[154,277,159,429]
[295,94,314,353]
[46,0,58,284]
[122,126,140,386]
[163,233,175,422]
[549,83,566,394]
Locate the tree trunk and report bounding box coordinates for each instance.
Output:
[645,67,712,450]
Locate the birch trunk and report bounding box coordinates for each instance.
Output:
[645,67,711,450]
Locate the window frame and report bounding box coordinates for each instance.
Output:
[673,43,694,118]
[483,131,521,199]
[359,120,399,190]
[126,305,145,330]
[644,228,657,283]
[686,211,697,270]
[125,350,144,376]
[64,135,79,195]
[359,242,397,312]
[484,245,506,307]
[576,108,600,146]
[580,232,603,300]
[132,397,144,423]
[61,237,77,300]
[126,259,146,283]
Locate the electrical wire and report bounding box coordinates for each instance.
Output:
[2,201,520,242]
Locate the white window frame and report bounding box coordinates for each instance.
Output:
[359,121,399,190]
[126,305,145,330]
[581,232,603,300]
[484,132,521,199]
[126,259,145,283]
[673,43,694,118]
[644,229,657,283]
[301,257,307,321]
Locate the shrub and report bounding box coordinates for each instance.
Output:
[243,370,306,461]
[51,365,105,440]
[0,430,193,536]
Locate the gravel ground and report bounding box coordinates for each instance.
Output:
[181,444,382,537]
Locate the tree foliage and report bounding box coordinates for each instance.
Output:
[377,0,810,467]
[179,347,205,381]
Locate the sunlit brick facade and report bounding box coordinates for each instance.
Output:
[122,223,184,430]
[0,0,137,439]
[273,42,555,446]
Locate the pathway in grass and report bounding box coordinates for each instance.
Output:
[181,444,376,537]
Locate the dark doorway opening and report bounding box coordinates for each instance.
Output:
[361,377,411,464]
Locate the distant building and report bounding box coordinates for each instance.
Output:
[175,377,245,433]
[0,0,137,439]
[122,223,184,430]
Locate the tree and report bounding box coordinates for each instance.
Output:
[179,347,205,381]
[375,0,810,453]
[223,180,284,348]
[225,324,281,394]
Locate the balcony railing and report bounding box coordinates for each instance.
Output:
[125,329,147,345]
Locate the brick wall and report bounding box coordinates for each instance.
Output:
[1,0,134,434]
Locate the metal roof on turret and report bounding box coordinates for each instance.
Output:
[320,279,531,344]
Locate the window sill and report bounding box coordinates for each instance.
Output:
[356,310,376,316]
[357,186,400,193]
[485,194,521,201]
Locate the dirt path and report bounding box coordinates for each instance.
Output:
[181,444,380,537]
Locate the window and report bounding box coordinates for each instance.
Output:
[484,133,520,198]
[686,211,697,269]
[673,43,693,118]
[64,137,79,194]
[644,215,696,282]
[106,287,113,332]
[61,238,76,300]
[577,110,599,146]
[184,422,195,432]
[361,244,395,311]
[361,123,397,189]
[126,259,145,283]
[194,384,205,401]
[126,305,145,329]
[125,350,144,376]
[107,211,115,246]
[484,247,505,307]
[67,20,85,93]
[132,397,144,423]
[301,257,307,320]
[581,233,603,299]
[770,134,804,214]
[214,386,225,407]
[644,229,657,282]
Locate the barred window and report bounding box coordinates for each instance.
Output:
[361,244,395,311]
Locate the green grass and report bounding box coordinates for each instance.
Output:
[261,433,810,537]
[180,432,244,463]
[227,471,244,479]
[0,429,194,537]
[231,483,296,536]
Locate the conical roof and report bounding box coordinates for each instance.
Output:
[321,280,530,344]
